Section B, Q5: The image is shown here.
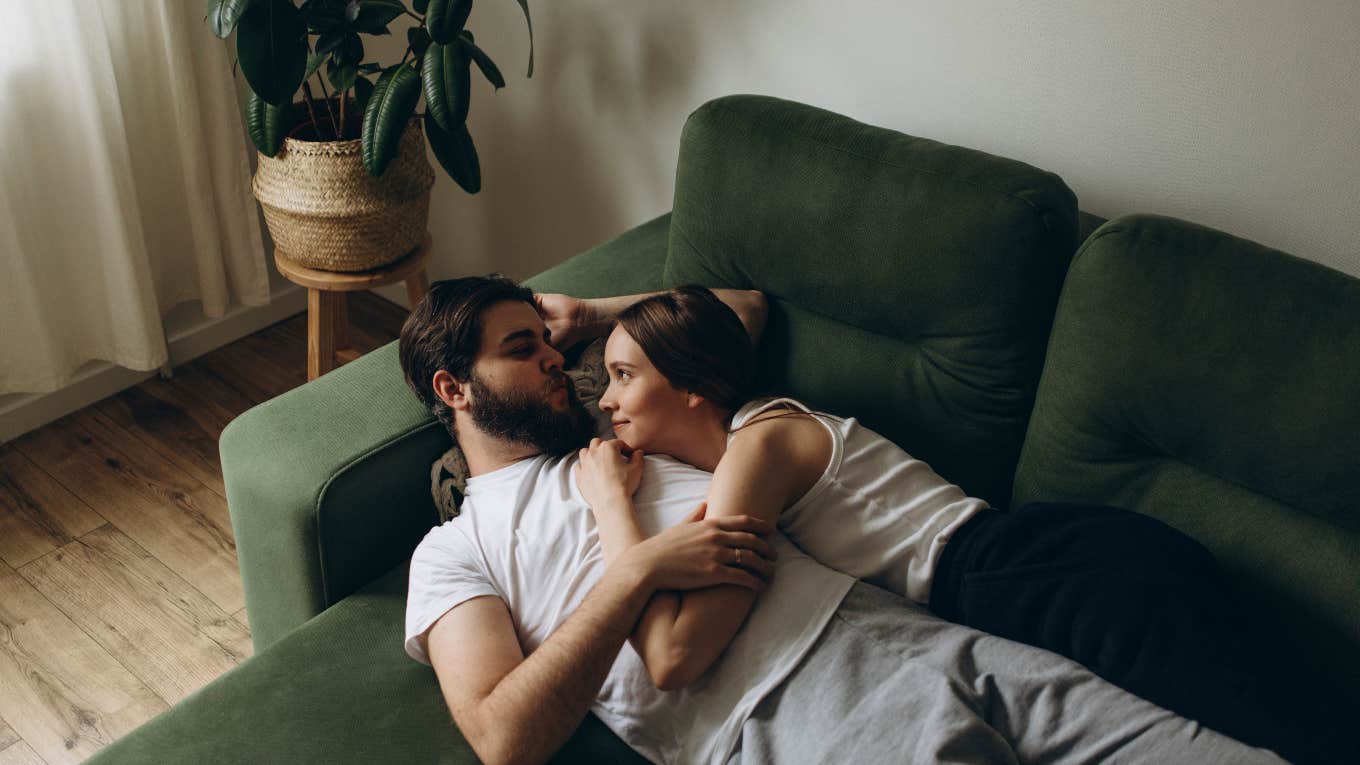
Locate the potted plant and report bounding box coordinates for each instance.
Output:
[208,0,533,271]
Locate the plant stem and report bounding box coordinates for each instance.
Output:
[339,89,347,138]
[403,9,423,22]
[313,73,340,138]
[400,45,412,67]
[299,81,323,138]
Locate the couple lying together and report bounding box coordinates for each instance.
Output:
[399,276,1347,765]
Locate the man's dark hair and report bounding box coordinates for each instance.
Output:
[399,274,535,438]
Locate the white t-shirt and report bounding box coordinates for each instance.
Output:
[732,397,989,605]
[405,452,854,765]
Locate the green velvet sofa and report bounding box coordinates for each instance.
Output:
[87,95,1359,764]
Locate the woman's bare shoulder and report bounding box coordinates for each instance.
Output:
[730,405,831,469]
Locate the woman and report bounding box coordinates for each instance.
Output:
[569,285,1348,765]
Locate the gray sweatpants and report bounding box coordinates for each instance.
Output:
[726,580,1286,765]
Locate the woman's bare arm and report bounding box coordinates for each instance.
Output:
[649,415,830,688]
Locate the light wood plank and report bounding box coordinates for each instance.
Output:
[12,418,242,614]
[0,562,166,765]
[0,446,105,569]
[0,717,20,752]
[232,608,250,632]
[20,526,251,705]
[0,740,46,765]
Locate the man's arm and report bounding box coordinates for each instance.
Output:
[425,563,652,765]
[536,289,768,349]
[424,513,777,764]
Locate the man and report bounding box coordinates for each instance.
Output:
[399,275,1287,765]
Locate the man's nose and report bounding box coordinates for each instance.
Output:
[542,343,565,371]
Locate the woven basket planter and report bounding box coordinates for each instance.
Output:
[253,118,435,272]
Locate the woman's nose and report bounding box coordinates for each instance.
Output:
[599,384,617,412]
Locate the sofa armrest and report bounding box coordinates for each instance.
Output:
[220,341,449,652]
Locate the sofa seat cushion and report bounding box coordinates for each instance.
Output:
[86,563,644,765]
[1013,213,1360,689]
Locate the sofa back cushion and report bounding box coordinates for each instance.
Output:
[1013,213,1360,686]
[664,95,1079,506]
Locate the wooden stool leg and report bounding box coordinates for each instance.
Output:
[333,292,350,353]
[308,288,336,381]
[405,269,430,309]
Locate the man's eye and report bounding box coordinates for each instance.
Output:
[511,346,533,357]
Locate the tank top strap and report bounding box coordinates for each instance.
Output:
[730,397,846,515]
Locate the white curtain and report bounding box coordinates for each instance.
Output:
[0,0,269,394]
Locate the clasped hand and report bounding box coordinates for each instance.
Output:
[576,437,778,593]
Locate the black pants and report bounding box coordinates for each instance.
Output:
[929,502,1356,765]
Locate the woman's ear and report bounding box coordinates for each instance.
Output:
[686,391,705,409]
[433,370,471,411]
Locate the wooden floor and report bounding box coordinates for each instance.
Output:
[0,292,409,765]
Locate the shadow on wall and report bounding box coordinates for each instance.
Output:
[422,2,734,283]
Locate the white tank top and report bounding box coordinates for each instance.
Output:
[730,397,989,604]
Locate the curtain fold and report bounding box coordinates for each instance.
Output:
[0,0,269,394]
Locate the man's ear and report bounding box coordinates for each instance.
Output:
[433,370,472,412]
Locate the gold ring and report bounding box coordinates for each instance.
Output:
[733,548,742,567]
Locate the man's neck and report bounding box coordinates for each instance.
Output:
[457,427,543,477]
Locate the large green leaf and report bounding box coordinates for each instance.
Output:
[206,0,253,39]
[426,0,472,44]
[236,0,307,106]
[425,114,480,193]
[361,63,421,176]
[305,50,326,79]
[327,59,358,92]
[462,35,504,89]
[352,0,405,34]
[246,89,291,156]
[421,40,470,132]
[514,0,534,77]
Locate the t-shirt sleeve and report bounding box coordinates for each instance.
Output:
[404,523,502,665]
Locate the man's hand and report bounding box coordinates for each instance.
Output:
[622,502,778,593]
[535,293,603,350]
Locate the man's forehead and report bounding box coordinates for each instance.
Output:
[479,300,546,345]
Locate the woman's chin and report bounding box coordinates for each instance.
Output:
[611,428,643,451]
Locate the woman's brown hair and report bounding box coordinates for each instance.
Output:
[615,285,756,414]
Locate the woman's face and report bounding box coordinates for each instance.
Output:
[599,326,694,452]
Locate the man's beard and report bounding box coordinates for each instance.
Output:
[466,373,595,457]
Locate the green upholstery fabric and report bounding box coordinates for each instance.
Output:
[84,563,646,765]
[1013,213,1360,688]
[664,95,1079,506]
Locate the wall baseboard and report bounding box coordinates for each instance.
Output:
[0,285,308,445]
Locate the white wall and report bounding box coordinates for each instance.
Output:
[361,0,1360,303]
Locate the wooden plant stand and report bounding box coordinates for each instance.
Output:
[273,232,432,380]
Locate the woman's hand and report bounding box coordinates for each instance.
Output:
[625,502,778,593]
[534,293,604,350]
[575,438,644,514]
